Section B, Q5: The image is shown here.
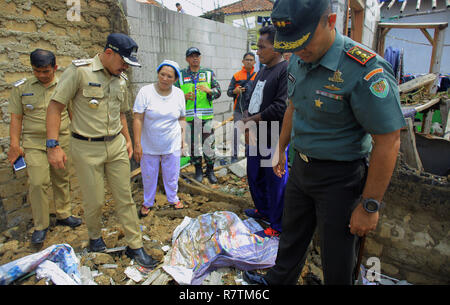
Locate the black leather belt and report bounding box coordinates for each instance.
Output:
[297,151,363,163]
[72,132,120,142]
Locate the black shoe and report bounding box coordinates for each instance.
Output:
[89,237,106,252]
[125,247,159,268]
[31,228,48,244]
[56,216,82,228]
[243,271,269,285]
[194,164,203,182]
[206,164,218,184]
[138,206,151,219]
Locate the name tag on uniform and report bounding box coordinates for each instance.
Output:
[21,93,34,96]
[88,82,101,87]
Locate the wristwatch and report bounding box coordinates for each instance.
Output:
[46,139,60,148]
[362,198,381,213]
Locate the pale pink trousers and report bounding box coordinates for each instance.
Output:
[140,152,180,207]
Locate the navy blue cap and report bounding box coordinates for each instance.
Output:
[185,47,201,57]
[271,0,329,52]
[106,33,141,67]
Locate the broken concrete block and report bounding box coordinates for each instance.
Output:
[228,158,247,178]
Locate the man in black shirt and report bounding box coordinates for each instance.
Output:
[242,25,289,238]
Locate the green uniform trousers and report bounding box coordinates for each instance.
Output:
[24,135,72,230]
[71,134,142,249]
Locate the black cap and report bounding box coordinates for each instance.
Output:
[105,33,141,67]
[271,0,329,52]
[185,47,201,57]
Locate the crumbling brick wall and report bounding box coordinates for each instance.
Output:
[0,0,129,232]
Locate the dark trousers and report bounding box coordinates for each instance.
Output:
[265,152,367,285]
[188,118,215,166]
[246,148,289,232]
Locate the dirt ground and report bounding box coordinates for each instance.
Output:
[0,163,323,285]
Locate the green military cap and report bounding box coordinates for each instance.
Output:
[271,0,329,52]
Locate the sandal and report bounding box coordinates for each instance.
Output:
[172,201,184,210]
[138,206,151,218]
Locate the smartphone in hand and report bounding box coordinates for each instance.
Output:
[13,156,26,171]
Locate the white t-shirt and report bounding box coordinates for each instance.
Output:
[133,84,186,155]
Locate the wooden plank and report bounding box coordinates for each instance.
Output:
[378,22,448,29]
[429,28,446,93]
[420,28,434,45]
[414,98,441,112]
[400,0,408,13]
[422,110,434,134]
[387,0,396,10]
[400,118,424,171]
[440,99,450,129]
[444,111,450,140]
[398,74,437,94]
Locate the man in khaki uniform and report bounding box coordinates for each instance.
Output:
[8,49,82,245]
[46,33,158,268]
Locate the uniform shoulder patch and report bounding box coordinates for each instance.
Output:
[72,59,91,67]
[346,46,376,65]
[120,72,128,81]
[13,78,27,87]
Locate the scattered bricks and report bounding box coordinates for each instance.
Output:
[5,205,32,229]
[1,193,27,213]
[0,177,27,198]
[0,167,15,184]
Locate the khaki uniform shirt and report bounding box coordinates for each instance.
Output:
[51,54,129,138]
[8,76,70,150]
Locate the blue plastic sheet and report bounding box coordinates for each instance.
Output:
[0,244,80,285]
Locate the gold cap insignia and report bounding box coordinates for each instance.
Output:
[274,32,310,51]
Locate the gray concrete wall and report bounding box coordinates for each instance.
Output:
[380,0,449,74]
[119,0,248,124]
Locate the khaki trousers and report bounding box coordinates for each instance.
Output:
[24,136,71,230]
[71,134,142,249]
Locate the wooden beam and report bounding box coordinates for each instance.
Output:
[398,73,436,94]
[414,98,441,112]
[378,22,448,30]
[388,0,396,10]
[377,27,391,57]
[420,28,434,45]
[444,111,450,140]
[429,27,446,92]
[432,0,437,9]
[400,0,408,13]
[400,118,424,171]
[423,110,434,134]
[350,0,365,10]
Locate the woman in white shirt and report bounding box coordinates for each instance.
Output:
[133,60,186,217]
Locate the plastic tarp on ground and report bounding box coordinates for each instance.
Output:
[0,244,80,285]
[163,211,279,285]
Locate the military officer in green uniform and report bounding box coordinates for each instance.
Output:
[46,33,158,268]
[174,47,221,184]
[8,49,82,245]
[244,0,406,285]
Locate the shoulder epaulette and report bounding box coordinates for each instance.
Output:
[346,45,376,66]
[13,78,27,87]
[120,72,128,81]
[72,59,91,67]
